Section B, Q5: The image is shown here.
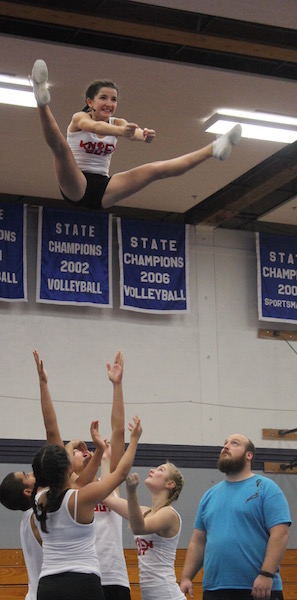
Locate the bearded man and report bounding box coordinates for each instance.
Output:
[180,433,291,600]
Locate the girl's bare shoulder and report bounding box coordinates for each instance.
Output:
[69,111,92,132]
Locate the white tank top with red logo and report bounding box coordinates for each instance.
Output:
[134,507,186,600]
[67,117,118,175]
[94,491,130,588]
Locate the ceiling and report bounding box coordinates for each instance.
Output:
[1,0,297,232]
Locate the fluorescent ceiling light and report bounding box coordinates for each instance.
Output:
[204,110,297,144]
[0,73,37,107]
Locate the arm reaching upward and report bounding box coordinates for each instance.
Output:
[107,350,125,473]
[73,420,106,488]
[75,416,142,520]
[126,474,178,536]
[126,473,144,533]
[33,350,63,447]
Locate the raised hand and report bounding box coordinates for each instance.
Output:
[126,472,140,490]
[90,419,107,455]
[106,350,123,384]
[128,415,142,441]
[33,349,48,384]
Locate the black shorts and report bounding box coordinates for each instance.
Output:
[60,172,111,210]
[102,584,131,600]
[203,590,283,600]
[37,572,104,600]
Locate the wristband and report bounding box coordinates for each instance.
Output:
[259,570,274,579]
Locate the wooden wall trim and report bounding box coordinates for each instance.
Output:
[1,549,297,600]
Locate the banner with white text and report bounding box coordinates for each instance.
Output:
[36,207,112,307]
[0,203,27,301]
[256,232,297,323]
[117,218,189,313]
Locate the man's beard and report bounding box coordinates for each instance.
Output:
[217,452,247,474]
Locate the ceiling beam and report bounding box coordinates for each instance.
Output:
[1,1,297,64]
[185,142,297,227]
[1,1,297,230]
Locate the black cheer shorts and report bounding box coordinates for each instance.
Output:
[37,572,104,600]
[60,172,111,210]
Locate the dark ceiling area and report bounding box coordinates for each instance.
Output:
[1,0,297,79]
[1,0,297,232]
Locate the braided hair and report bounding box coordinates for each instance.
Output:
[164,462,184,506]
[82,80,119,112]
[31,445,71,533]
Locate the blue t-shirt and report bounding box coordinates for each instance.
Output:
[194,475,291,591]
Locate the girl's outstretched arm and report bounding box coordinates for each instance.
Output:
[126,473,179,536]
[128,126,156,143]
[72,420,105,488]
[70,112,138,138]
[74,416,142,520]
[33,349,64,447]
[126,472,145,533]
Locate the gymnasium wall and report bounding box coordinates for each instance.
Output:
[0,207,297,547]
[1,463,296,548]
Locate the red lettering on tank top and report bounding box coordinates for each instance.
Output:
[80,140,115,156]
[104,143,115,155]
[94,503,111,513]
[135,537,153,555]
[80,140,96,153]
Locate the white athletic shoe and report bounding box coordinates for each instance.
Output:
[212,124,242,161]
[31,59,51,106]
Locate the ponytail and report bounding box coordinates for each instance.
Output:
[31,444,70,533]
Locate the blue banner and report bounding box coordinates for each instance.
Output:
[0,204,27,301]
[256,232,297,323]
[37,207,112,307]
[117,218,189,313]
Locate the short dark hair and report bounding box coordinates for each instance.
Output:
[0,472,30,511]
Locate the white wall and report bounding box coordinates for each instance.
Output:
[1,210,297,548]
[1,209,297,451]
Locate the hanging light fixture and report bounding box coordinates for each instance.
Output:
[204,109,297,144]
[0,73,37,107]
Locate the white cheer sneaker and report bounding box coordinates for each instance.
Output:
[212,123,242,161]
[31,59,51,106]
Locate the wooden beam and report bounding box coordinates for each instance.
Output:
[197,160,297,227]
[225,163,297,213]
[1,1,297,63]
[258,329,297,342]
[262,428,297,440]
[264,462,297,473]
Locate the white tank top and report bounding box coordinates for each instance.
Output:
[94,492,130,588]
[134,507,186,600]
[67,117,118,175]
[20,509,43,600]
[36,488,100,578]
